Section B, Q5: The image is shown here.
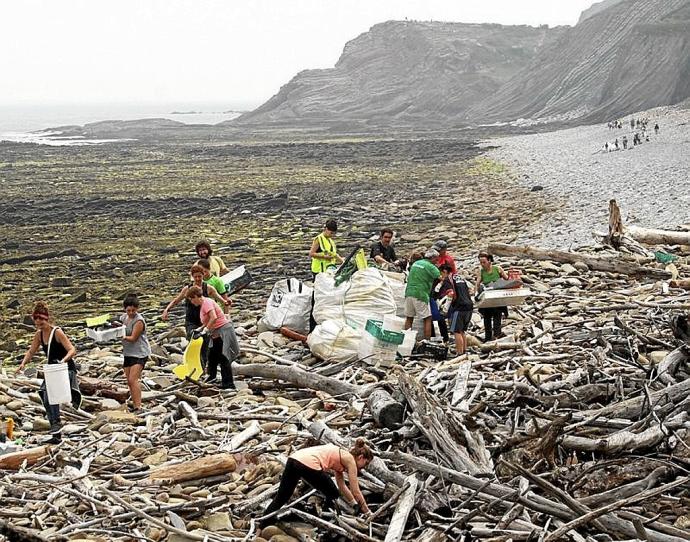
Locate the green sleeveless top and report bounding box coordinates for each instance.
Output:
[480,265,500,285]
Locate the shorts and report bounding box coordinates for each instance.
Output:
[123,356,148,368]
[404,297,431,319]
[449,309,472,333]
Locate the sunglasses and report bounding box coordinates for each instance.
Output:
[33,315,48,321]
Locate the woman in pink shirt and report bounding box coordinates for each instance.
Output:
[261,439,374,526]
[186,286,239,389]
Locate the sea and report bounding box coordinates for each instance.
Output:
[0,102,250,146]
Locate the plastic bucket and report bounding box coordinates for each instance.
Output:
[43,364,71,405]
[397,329,417,357]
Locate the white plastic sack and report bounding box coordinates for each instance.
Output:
[260,278,313,334]
[307,320,363,363]
[313,268,398,330]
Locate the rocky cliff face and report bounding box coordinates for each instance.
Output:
[578,0,626,23]
[235,21,564,130]
[234,0,690,131]
[472,0,690,124]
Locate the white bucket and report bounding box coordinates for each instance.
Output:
[43,364,71,405]
[397,329,417,357]
[383,314,405,332]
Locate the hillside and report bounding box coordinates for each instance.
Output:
[471,0,690,124]
[233,0,690,131]
[234,21,564,131]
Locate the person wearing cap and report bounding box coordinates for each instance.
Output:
[195,240,229,277]
[404,249,441,339]
[432,240,456,274]
[310,219,344,278]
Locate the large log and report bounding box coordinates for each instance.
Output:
[0,446,51,470]
[488,242,671,279]
[367,388,404,429]
[384,474,418,542]
[608,199,690,246]
[234,362,364,398]
[148,453,236,483]
[78,375,130,403]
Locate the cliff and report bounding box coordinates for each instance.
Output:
[232,0,690,132]
[471,0,690,124]
[234,21,564,130]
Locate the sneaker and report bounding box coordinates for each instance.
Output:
[44,432,62,444]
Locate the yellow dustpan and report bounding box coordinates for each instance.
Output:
[173,337,204,381]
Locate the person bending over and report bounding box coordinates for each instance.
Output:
[262,439,374,526]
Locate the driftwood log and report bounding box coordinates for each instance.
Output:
[148,453,237,483]
[0,446,51,470]
[488,242,671,278]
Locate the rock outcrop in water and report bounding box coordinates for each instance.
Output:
[233,0,690,132]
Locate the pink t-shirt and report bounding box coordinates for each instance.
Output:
[291,444,345,473]
[200,297,228,330]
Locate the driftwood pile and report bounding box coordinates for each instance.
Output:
[3,227,690,541]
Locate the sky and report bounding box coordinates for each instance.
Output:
[0,0,597,108]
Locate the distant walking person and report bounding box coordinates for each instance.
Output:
[654,123,660,135]
[622,135,628,150]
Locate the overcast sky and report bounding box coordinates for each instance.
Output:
[1,0,596,107]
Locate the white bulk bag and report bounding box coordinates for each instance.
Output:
[313,268,398,330]
[307,320,363,363]
[260,278,313,334]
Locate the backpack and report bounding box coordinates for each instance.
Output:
[451,275,473,311]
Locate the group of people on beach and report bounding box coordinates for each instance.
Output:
[603,116,660,152]
[14,223,511,523]
[311,220,512,356]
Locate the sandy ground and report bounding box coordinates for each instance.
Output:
[487,105,690,248]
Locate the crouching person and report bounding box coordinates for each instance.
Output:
[261,439,374,527]
[186,286,238,390]
[16,302,82,443]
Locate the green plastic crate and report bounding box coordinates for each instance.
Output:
[365,319,404,345]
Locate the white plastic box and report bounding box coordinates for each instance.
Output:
[476,287,531,309]
[86,326,125,343]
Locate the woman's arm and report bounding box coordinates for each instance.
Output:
[55,328,76,362]
[343,455,370,514]
[498,266,509,280]
[124,320,145,343]
[308,238,322,259]
[475,269,482,292]
[208,285,232,314]
[162,286,188,320]
[334,471,357,506]
[16,332,41,373]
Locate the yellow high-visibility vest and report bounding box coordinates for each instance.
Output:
[311,233,337,274]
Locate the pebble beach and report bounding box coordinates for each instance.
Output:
[487,105,690,248]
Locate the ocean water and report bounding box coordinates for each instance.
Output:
[0,102,248,145]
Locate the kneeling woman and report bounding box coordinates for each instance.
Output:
[262,439,373,524]
[16,302,82,443]
[186,286,239,389]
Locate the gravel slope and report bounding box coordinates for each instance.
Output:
[487,105,690,248]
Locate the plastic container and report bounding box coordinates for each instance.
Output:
[365,319,404,345]
[382,314,405,332]
[358,333,398,367]
[43,363,71,405]
[220,265,253,295]
[86,325,125,343]
[475,287,531,309]
[397,329,417,357]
